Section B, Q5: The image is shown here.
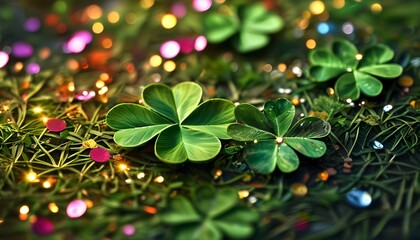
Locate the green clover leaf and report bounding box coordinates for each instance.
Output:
[228,99,331,174]
[160,186,258,240]
[106,82,235,163]
[204,3,283,53]
[309,39,403,100]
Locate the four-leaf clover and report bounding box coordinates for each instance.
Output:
[106,82,235,163]
[159,186,258,240]
[228,99,331,174]
[204,3,283,53]
[309,39,403,100]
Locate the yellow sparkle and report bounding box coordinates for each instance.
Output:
[68,82,75,92]
[98,86,109,95]
[163,61,176,72]
[42,181,52,189]
[137,172,146,179]
[48,202,59,213]
[154,176,164,183]
[19,205,30,215]
[0,218,4,224]
[86,5,102,20]
[327,87,335,96]
[33,107,43,113]
[333,0,345,9]
[371,3,382,13]
[214,169,223,177]
[309,1,325,15]
[92,22,104,34]
[278,63,287,72]
[100,73,109,81]
[118,163,128,171]
[96,80,105,88]
[292,97,300,106]
[15,62,24,72]
[149,55,162,67]
[161,14,177,29]
[238,190,250,199]
[26,172,38,182]
[306,39,317,49]
[107,11,120,23]
[42,117,49,123]
[102,38,113,49]
[140,0,155,9]
[85,199,94,208]
[355,54,363,60]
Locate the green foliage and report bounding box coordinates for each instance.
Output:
[160,186,258,240]
[309,39,403,100]
[228,99,331,174]
[204,3,283,52]
[106,82,235,163]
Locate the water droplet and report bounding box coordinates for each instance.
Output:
[372,140,383,150]
[346,189,372,208]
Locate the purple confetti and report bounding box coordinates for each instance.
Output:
[11,42,33,58]
[32,217,54,236]
[24,17,41,32]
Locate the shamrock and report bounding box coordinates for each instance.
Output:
[309,39,403,100]
[106,82,235,163]
[204,3,283,53]
[159,186,258,240]
[227,98,331,174]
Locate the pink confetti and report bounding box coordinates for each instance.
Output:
[46,119,66,132]
[193,0,212,12]
[90,148,111,162]
[32,217,54,236]
[194,36,207,52]
[66,200,87,218]
[160,40,180,59]
[0,51,9,68]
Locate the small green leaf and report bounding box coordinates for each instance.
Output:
[358,64,403,78]
[242,140,277,174]
[287,117,330,138]
[180,127,221,161]
[284,138,327,158]
[142,83,178,122]
[309,66,345,82]
[309,49,344,68]
[359,44,395,66]
[194,187,238,218]
[215,208,258,238]
[114,124,173,147]
[160,196,201,224]
[204,13,239,43]
[227,124,275,141]
[335,73,360,100]
[155,125,187,163]
[276,143,299,172]
[235,31,269,53]
[234,103,272,132]
[242,3,283,33]
[172,82,202,122]
[332,39,358,68]
[354,71,383,96]
[106,103,171,129]
[263,99,294,137]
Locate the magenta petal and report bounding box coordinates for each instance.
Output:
[32,217,54,236]
[46,119,66,132]
[66,200,87,218]
[90,148,110,162]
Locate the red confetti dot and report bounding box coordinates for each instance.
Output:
[90,148,110,162]
[32,217,54,236]
[46,119,66,132]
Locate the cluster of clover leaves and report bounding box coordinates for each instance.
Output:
[159,186,258,240]
[309,39,403,100]
[203,3,283,53]
[106,82,235,163]
[107,82,330,175]
[228,99,331,174]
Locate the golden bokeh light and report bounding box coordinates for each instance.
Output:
[161,14,177,29]
[306,39,317,49]
[309,1,325,15]
[92,22,104,34]
[107,11,120,23]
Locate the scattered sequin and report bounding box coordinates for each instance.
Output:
[372,140,384,150]
[346,189,372,208]
[46,119,66,132]
[90,148,111,162]
[383,104,393,112]
[66,200,87,218]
